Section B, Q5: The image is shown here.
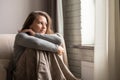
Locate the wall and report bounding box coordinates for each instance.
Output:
[0,0,46,34]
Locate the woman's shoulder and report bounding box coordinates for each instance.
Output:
[16,32,26,36]
[15,32,28,39]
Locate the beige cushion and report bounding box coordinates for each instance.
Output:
[0,65,6,80]
[0,34,16,80]
[0,34,16,59]
[0,59,10,69]
[0,59,9,80]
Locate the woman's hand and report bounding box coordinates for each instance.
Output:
[57,46,64,55]
[18,29,35,36]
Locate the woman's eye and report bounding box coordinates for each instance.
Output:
[38,22,42,24]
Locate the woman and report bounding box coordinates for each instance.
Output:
[7,11,80,80]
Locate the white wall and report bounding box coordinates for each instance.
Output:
[0,0,46,34]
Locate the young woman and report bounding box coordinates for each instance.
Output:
[7,11,80,80]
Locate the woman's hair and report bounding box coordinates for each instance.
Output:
[21,11,54,34]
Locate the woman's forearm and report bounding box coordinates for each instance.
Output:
[15,33,58,52]
[34,33,62,45]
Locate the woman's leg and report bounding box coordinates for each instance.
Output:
[14,49,37,80]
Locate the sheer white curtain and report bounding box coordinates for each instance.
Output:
[94,0,109,80]
[94,0,120,80]
[57,0,64,35]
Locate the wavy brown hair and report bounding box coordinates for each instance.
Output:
[21,11,54,34]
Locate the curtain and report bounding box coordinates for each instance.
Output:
[94,0,120,80]
[47,0,64,35]
[115,0,120,79]
[47,0,57,32]
[94,0,109,80]
[56,0,64,35]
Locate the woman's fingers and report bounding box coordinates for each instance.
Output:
[57,46,64,55]
[18,29,35,36]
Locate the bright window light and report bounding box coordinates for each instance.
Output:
[81,0,95,46]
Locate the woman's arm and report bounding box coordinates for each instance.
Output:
[34,33,62,45]
[18,29,62,45]
[15,32,58,52]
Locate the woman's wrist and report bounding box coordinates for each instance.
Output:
[57,45,64,55]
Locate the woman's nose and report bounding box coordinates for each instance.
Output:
[42,24,46,29]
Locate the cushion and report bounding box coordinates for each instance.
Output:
[0,64,6,80]
[0,59,10,69]
[0,34,16,59]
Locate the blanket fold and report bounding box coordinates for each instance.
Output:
[14,49,80,80]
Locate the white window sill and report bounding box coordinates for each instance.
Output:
[70,44,94,50]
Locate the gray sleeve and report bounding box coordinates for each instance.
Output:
[15,33,58,52]
[34,33,62,45]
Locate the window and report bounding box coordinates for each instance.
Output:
[81,0,95,46]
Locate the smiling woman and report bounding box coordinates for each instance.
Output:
[7,11,80,80]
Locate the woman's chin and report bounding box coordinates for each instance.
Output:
[40,32,45,34]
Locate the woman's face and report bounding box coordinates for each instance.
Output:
[30,15,47,34]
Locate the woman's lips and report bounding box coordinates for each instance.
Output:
[40,30,46,33]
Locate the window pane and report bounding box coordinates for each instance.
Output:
[81,0,95,46]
